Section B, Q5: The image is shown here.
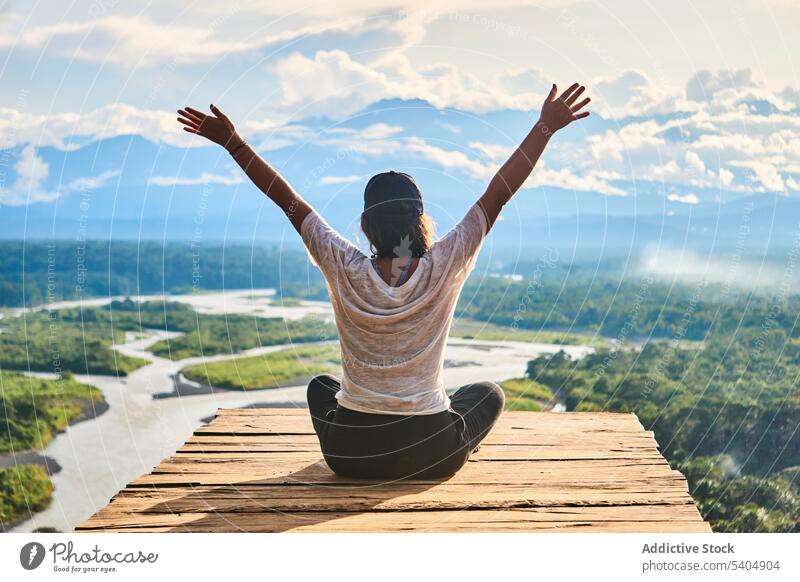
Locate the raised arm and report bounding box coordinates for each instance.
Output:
[478,83,591,228]
[177,104,313,234]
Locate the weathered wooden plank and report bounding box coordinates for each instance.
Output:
[175,445,665,462]
[104,482,693,511]
[149,458,676,480]
[192,427,657,448]
[76,505,710,533]
[136,457,672,488]
[183,437,659,452]
[77,409,708,533]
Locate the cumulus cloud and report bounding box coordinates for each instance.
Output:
[319,175,363,185]
[666,192,700,204]
[1,61,799,206]
[729,160,786,192]
[592,71,690,119]
[686,69,756,102]
[328,123,404,140]
[267,49,546,121]
[469,141,514,163]
[0,104,196,150]
[318,128,624,195]
[0,146,118,206]
[579,67,800,199]
[0,1,584,69]
[524,163,626,196]
[0,14,367,67]
[1,146,52,205]
[149,171,243,187]
[68,169,120,192]
[496,68,552,97]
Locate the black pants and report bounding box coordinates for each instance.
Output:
[307,374,505,480]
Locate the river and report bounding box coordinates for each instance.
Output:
[8,289,592,532]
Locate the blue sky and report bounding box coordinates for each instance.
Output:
[1,0,799,213]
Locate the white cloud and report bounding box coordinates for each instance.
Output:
[0,14,367,67]
[2,60,799,206]
[592,71,690,119]
[667,192,700,204]
[2,145,53,205]
[525,164,626,196]
[468,141,514,162]
[686,69,756,102]
[0,104,196,150]
[719,167,735,187]
[68,169,119,191]
[496,68,552,97]
[319,175,363,185]
[0,146,119,206]
[149,171,243,187]
[684,151,706,174]
[267,49,547,121]
[729,160,786,192]
[588,120,668,162]
[328,123,404,140]
[15,145,49,183]
[272,50,391,119]
[403,137,493,180]
[0,1,571,69]
[579,68,800,200]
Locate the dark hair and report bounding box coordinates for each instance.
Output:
[360,200,436,258]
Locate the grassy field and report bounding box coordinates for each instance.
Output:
[0,464,53,530]
[500,377,555,411]
[181,344,341,390]
[147,313,337,360]
[0,371,106,453]
[0,312,148,376]
[450,319,609,348]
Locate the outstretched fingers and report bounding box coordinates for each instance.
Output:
[558,83,579,103]
[184,107,207,120]
[571,97,591,112]
[572,111,590,120]
[178,108,203,124]
[177,117,201,136]
[565,85,585,106]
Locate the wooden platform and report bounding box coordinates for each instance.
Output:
[77,409,710,532]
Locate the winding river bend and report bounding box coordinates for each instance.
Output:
[8,289,593,532]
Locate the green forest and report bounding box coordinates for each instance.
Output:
[0,240,324,307]
[0,299,336,375]
[474,275,800,533]
[1,241,798,532]
[0,465,53,530]
[0,371,105,453]
[0,371,104,528]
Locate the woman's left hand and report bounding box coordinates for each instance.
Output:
[177,104,242,151]
[537,83,591,135]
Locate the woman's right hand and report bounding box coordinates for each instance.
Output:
[177,104,243,151]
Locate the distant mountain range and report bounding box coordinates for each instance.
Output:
[2,99,798,255]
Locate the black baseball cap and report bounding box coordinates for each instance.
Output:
[363,171,423,215]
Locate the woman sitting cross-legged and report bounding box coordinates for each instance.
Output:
[177,82,590,480]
